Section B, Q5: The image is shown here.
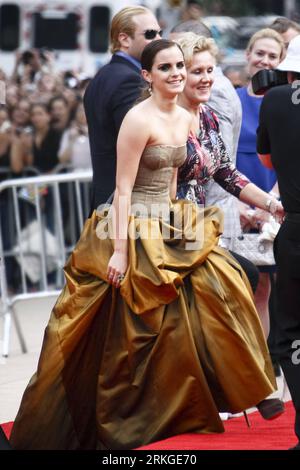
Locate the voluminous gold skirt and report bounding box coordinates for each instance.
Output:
[10,202,276,450]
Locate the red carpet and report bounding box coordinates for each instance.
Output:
[1,402,297,450]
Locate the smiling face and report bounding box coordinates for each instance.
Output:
[182,50,215,106]
[246,37,282,77]
[142,45,187,97]
[31,105,50,130]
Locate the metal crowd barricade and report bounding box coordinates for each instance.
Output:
[0,169,92,357]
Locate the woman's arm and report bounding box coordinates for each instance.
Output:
[269,182,279,198]
[248,181,280,228]
[10,130,33,173]
[58,129,75,164]
[205,114,283,221]
[239,183,284,222]
[10,137,24,173]
[211,137,283,223]
[0,131,10,157]
[204,109,250,197]
[107,107,150,287]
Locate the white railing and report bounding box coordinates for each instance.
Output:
[0,169,92,356]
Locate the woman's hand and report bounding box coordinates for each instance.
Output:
[250,208,271,229]
[20,130,33,153]
[269,199,285,224]
[107,251,128,288]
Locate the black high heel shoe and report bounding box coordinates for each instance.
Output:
[256,398,285,420]
[243,410,251,427]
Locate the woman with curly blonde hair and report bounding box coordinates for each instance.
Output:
[176,31,285,422]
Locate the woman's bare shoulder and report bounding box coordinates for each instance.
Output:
[176,105,192,124]
[125,99,150,123]
[118,100,151,143]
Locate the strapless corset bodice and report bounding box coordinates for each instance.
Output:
[131,144,186,215]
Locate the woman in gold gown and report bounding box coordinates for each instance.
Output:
[10,39,277,450]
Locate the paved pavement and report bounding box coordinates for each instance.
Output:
[0,296,57,423]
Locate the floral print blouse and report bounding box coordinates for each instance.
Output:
[177,104,249,206]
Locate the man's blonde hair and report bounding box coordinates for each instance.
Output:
[246,28,285,59]
[175,32,219,67]
[110,6,149,53]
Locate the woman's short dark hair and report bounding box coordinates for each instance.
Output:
[170,20,212,38]
[141,39,184,72]
[48,94,69,110]
[270,17,300,34]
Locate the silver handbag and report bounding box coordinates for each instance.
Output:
[232,233,275,266]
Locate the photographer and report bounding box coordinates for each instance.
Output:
[11,49,41,88]
[13,102,61,174]
[257,34,300,450]
[11,48,56,93]
[58,100,91,170]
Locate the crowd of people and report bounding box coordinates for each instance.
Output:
[1,3,300,453]
[0,53,93,292]
[0,50,92,180]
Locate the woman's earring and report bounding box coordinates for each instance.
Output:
[148,82,152,95]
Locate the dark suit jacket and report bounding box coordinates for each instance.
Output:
[84,54,144,209]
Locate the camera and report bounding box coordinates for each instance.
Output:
[63,71,79,89]
[23,126,33,135]
[251,69,288,95]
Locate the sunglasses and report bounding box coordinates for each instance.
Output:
[142,29,163,40]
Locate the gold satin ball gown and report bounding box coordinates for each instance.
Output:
[10,145,276,450]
